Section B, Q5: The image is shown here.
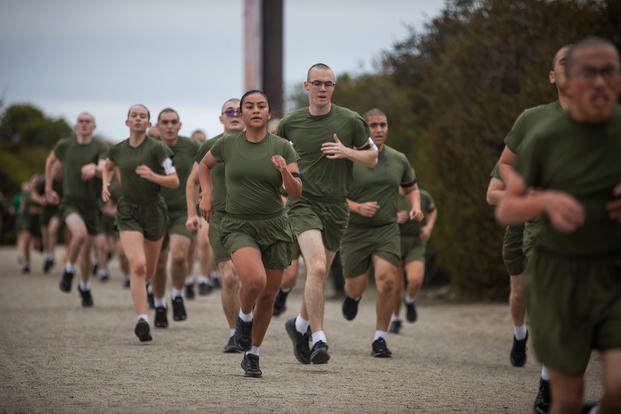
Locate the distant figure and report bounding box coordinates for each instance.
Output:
[147,125,160,138]
[191,129,207,143]
[45,112,108,307]
[102,104,179,342]
[340,108,422,358]
[151,108,199,329]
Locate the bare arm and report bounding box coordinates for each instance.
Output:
[44,151,60,204]
[347,198,380,218]
[198,151,217,220]
[403,183,424,221]
[272,156,302,199]
[320,134,378,168]
[486,177,505,206]
[498,146,517,183]
[101,158,115,202]
[134,164,179,189]
[606,183,621,223]
[495,167,585,233]
[185,163,201,230]
[420,207,437,241]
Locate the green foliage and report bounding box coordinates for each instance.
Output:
[0,103,72,147]
[0,103,68,238]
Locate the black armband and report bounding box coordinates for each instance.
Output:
[400,179,417,188]
[291,171,301,178]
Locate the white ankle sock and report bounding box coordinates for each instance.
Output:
[172,288,183,299]
[540,366,550,381]
[137,314,149,323]
[311,330,327,346]
[238,309,253,322]
[514,324,527,340]
[374,330,387,341]
[154,297,166,308]
[295,315,309,334]
[247,346,260,356]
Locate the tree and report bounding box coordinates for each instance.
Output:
[0,103,72,244]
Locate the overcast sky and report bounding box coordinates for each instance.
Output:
[0,0,445,142]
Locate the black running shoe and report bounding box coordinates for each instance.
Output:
[272,289,289,316]
[92,262,99,276]
[123,277,130,289]
[99,272,109,283]
[310,340,330,364]
[284,318,310,364]
[59,269,74,292]
[388,319,402,334]
[78,286,94,307]
[134,319,152,342]
[154,306,168,328]
[235,317,253,351]
[185,283,195,299]
[223,335,242,353]
[171,297,187,321]
[510,332,528,367]
[342,296,360,321]
[21,264,30,274]
[533,377,551,414]
[198,281,212,296]
[212,276,221,289]
[43,258,54,273]
[405,301,418,322]
[241,353,262,378]
[371,337,392,358]
[581,401,598,414]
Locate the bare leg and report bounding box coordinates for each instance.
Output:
[601,350,621,414]
[219,259,240,328]
[548,368,584,414]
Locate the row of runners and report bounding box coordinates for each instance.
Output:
[30,62,437,380]
[16,35,621,413]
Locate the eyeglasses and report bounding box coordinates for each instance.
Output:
[222,108,241,117]
[308,80,336,88]
[159,119,179,125]
[574,65,620,83]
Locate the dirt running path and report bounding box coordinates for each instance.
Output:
[0,247,603,413]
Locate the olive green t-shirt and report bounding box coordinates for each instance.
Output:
[196,133,226,213]
[398,189,435,237]
[108,137,174,205]
[347,145,415,227]
[277,104,370,201]
[53,138,108,205]
[159,136,198,212]
[210,132,298,217]
[516,107,621,256]
[504,101,563,153]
